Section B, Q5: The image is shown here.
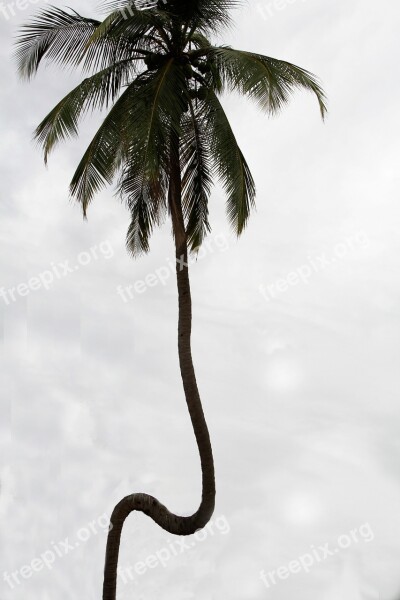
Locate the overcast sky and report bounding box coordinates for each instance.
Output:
[1,1,400,599]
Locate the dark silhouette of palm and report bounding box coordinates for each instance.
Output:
[16,1,326,598]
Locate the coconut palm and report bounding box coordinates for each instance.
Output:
[16,1,326,598]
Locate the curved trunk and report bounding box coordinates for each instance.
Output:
[102,134,216,600]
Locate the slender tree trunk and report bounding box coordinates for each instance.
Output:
[102,133,216,600]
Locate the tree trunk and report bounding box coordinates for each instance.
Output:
[102,133,216,600]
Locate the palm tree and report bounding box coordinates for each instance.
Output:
[16,1,326,598]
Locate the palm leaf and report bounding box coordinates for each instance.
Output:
[189,31,212,49]
[85,5,168,58]
[15,7,100,79]
[162,0,241,34]
[93,1,172,52]
[212,47,327,118]
[180,101,212,251]
[205,90,256,235]
[119,61,187,255]
[69,82,139,216]
[35,60,137,163]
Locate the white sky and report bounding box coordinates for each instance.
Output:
[1,1,400,599]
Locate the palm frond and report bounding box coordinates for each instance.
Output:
[93,1,172,54]
[161,0,241,34]
[97,0,151,11]
[86,4,169,51]
[205,90,256,236]
[212,47,327,119]
[119,61,187,256]
[102,0,242,34]
[35,60,136,163]
[125,179,167,256]
[15,7,100,79]
[189,32,212,49]
[69,82,138,216]
[181,101,212,251]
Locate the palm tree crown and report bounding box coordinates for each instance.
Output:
[16,0,326,254]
